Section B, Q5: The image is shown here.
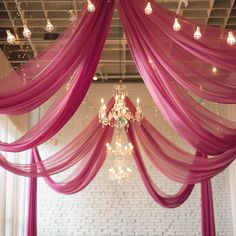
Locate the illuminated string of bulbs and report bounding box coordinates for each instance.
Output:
[6,0,95,45]
[145,1,236,46]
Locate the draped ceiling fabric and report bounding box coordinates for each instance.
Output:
[1,0,236,236]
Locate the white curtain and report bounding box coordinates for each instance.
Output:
[0,49,28,236]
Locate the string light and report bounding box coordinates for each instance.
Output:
[23,24,32,39]
[93,75,98,81]
[145,2,153,15]
[173,18,181,31]
[227,31,236,46]
[194,26,202,40]
[87,0,95,12]
[45,19,54,33]
[6,30,16,44]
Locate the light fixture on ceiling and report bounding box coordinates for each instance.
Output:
[227,31,236,46]
[45,19,54,33]
[194,26,202,40]
[23,24,32,39]
[145,2,153,15]
[93,75,98,81]
[6,30,16,44]
[87,0,95,12]
[68,9,77,23]
[173,18,181,31]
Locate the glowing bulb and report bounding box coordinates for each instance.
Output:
[6,30,16,44]
[136,97,140,105]
[212,67,217,73]
[23,24,32,39]
[69,9,77,23]
[87,0,95,12]
[145,2,153,15]
[45,19,54,33]
[93,75,98,81]
[227,31,236,46]
[173,18,181,31]
[194,26,201,40]
[100,97,104,105]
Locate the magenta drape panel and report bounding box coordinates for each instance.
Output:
[0,0,111,115]
[199,152,216,236]
[0,0,115,152]
[118,0,236,155]
[27,152,37,236]
[0,115,114,177]
[126,98,236,184]
[127,123,194,208]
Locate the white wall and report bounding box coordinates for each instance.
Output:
[35,84,233,236]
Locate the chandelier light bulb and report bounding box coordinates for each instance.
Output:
[212,66,217,73]
[45,19,54,33]
[194,26,202,40]
[93,75,98,81]
[87,0,95,12]
[227,31,236,46]
[6,30,16,44]
[136,97,140,105]
[173,18,181,31]
[145,2,153,15]
[23,24,32,39]
[100,97,104,105]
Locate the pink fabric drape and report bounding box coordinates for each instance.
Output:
[199,152,216,236]
[0,0,115,152]
[118,0,236,155]
[0,0,111,115]
[27,153,37,236]
[127,123,194,208]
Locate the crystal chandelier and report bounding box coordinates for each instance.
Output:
[98,83,143,129]
[107,130,133,184]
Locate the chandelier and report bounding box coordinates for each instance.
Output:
[98,83,143,129]
[106,130,133,184]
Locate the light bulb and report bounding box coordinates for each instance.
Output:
[45,19,54,33]
[227,31,236,46]
[87,0,95,12]
[93,75,98,81]
[212,66,217,73]
[100,97,104,105]
[194,26,201,40]
[136,97,140,105]
[68,9,77,23]
[145,2,153,15]
[23,24,32,39]
[173,18,181,31]
[6,30,16,44]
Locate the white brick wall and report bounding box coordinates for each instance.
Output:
[35,84,233,236]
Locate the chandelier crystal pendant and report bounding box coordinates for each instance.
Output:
[98,83,143,129]
[107,130,133,184]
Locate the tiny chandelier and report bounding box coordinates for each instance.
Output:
[98,83,143,129]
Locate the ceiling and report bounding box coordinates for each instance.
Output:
[0,0,235,82]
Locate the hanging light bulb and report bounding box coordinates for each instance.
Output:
[194,26,202,40]
[173,18,181,31]
[68,9,77,23]
[23,24,32,39]
[6,30,16,44]
[227,31,236,46]
[87,0,95,12]
[145,2,153,15]
[45,19,54,33]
